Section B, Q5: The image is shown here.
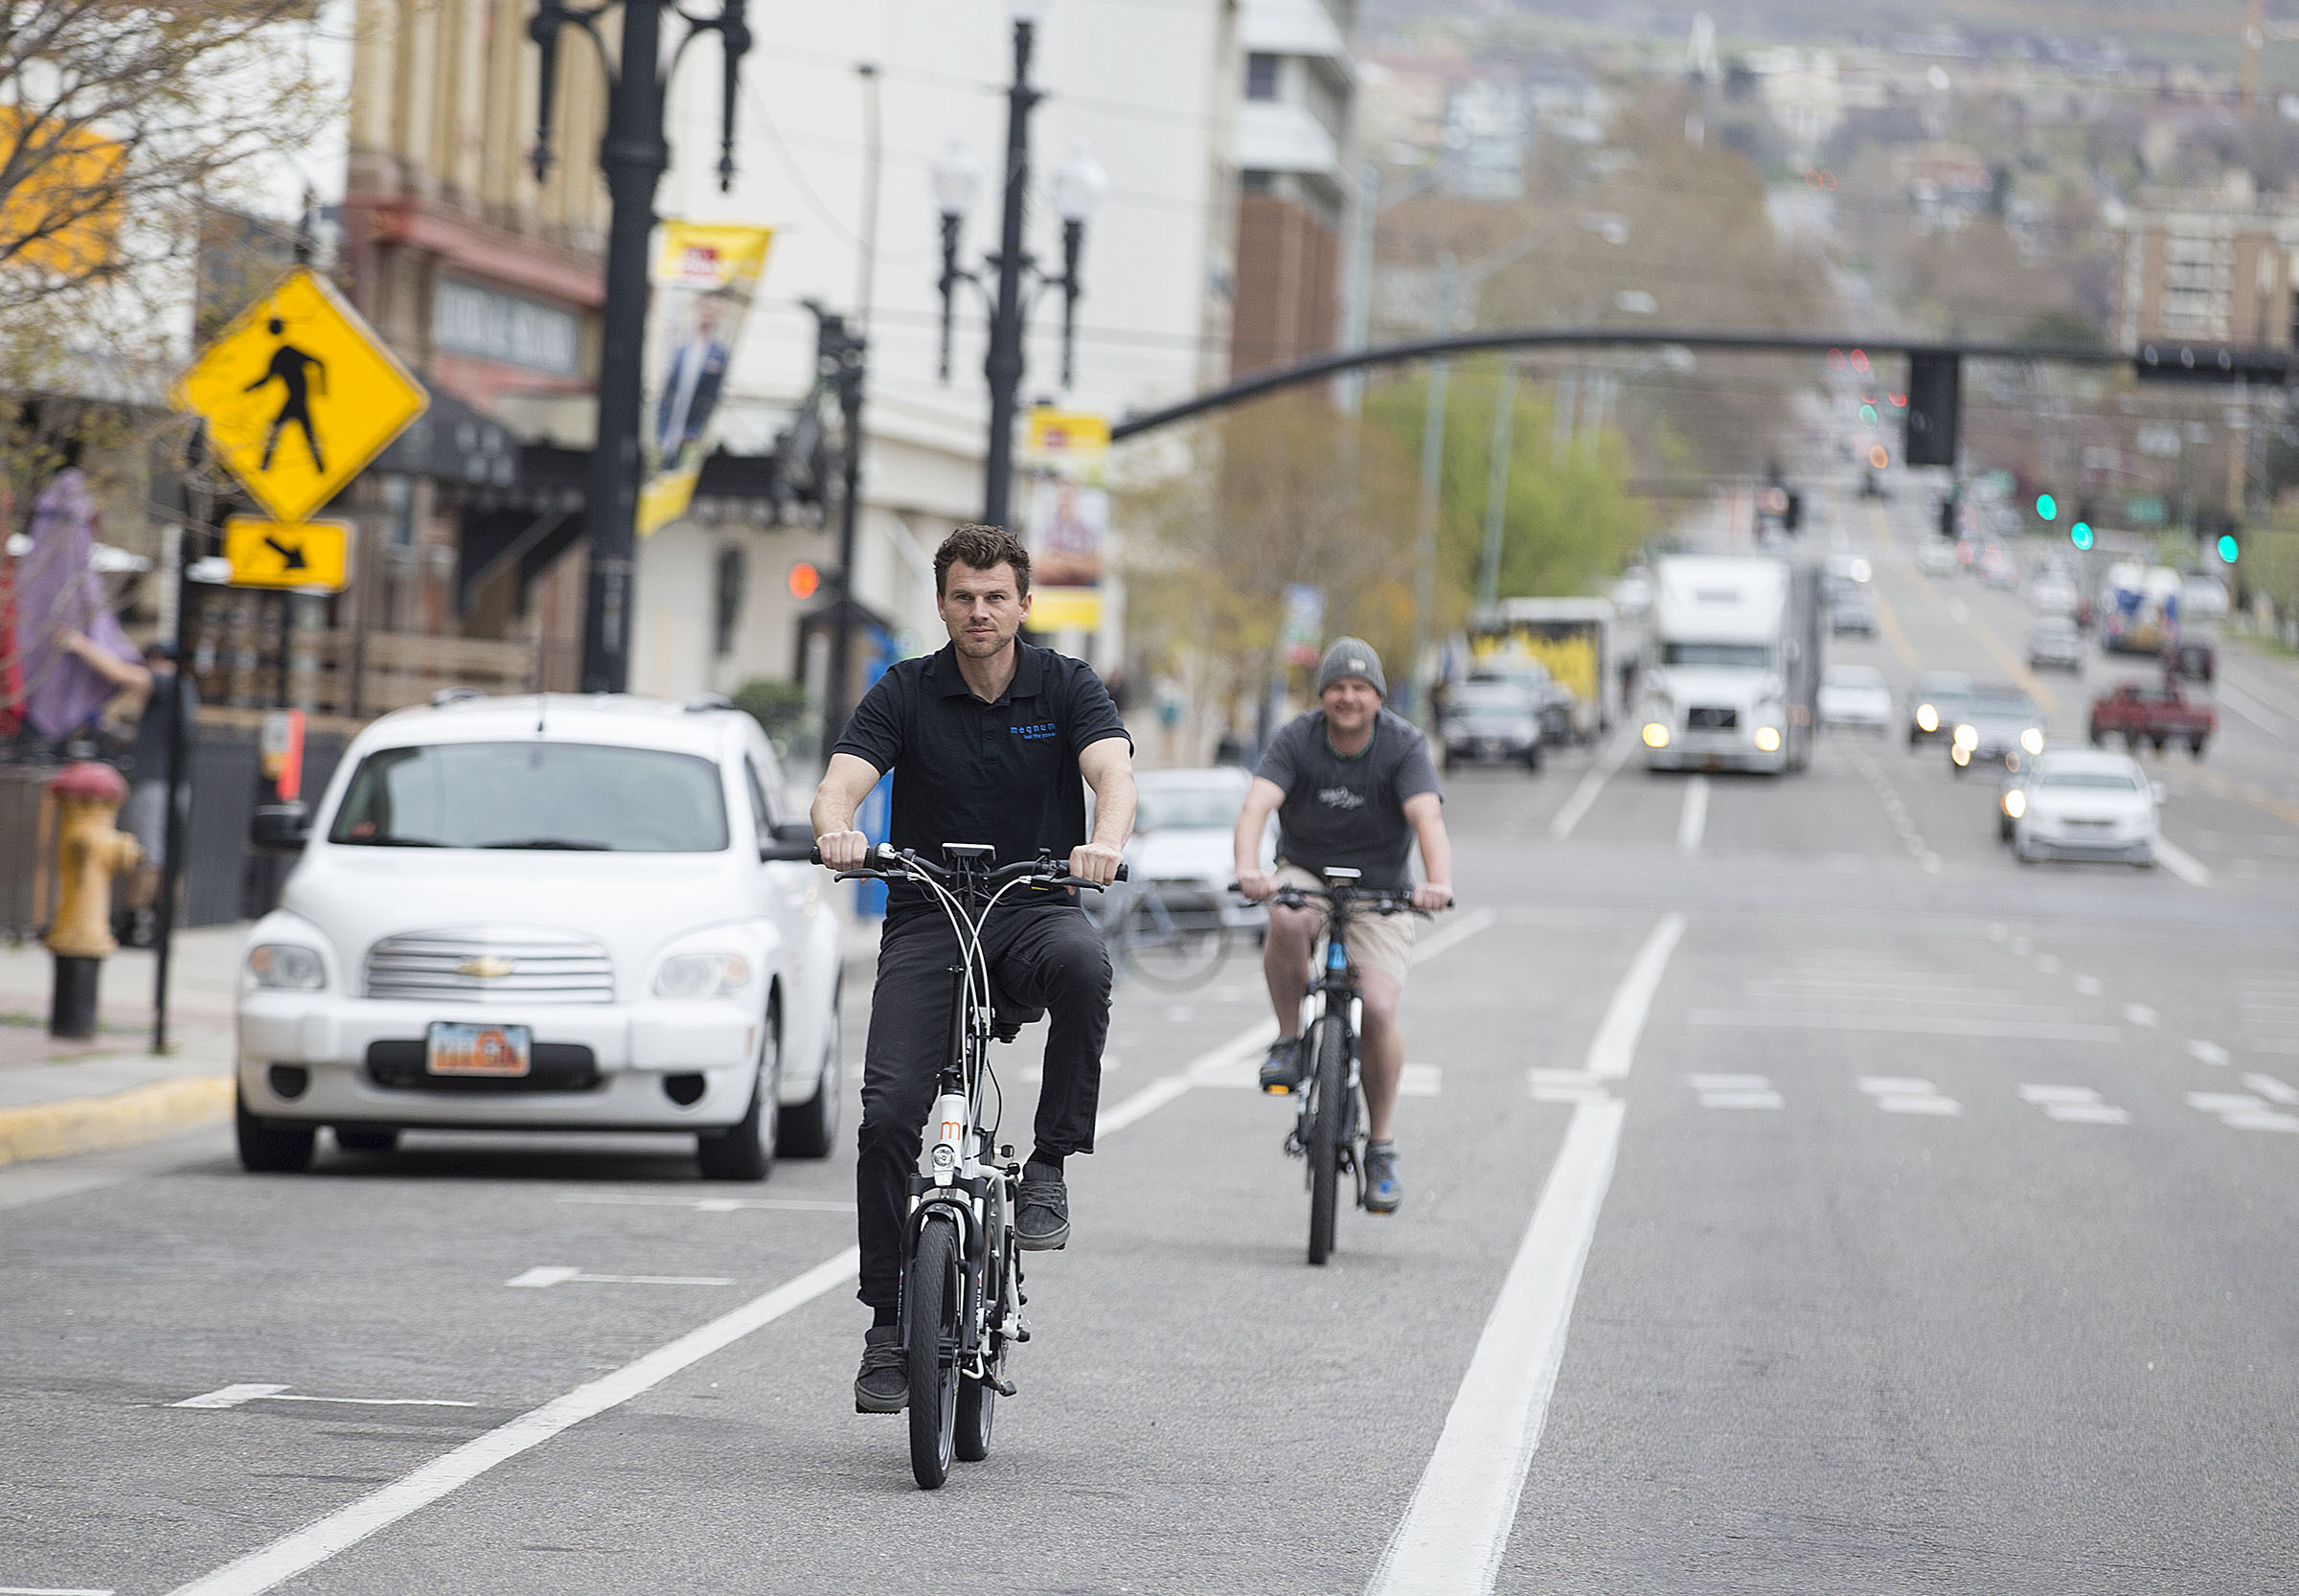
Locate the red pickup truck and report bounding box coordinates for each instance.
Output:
[2088,682,2216,755]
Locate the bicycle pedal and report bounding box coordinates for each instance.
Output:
[990,1376,1017,1397]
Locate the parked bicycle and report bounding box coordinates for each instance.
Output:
[1106,878,1235,990]
[1237,868,1429,1265]
[822,840,1122,1489]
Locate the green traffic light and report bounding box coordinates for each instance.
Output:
[2219,533,2240,562]
[2071,521,2093,550]
[1859,402,1878,424]
[2036,493,2058,521]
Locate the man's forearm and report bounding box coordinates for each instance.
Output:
[1415,820,1453,886]
[1087,770,1136,850]
[809,789,854,836]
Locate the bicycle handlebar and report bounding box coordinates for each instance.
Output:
[1225,879,1443,916]
[811,841,1127,891]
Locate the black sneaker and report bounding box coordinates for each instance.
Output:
[1363,1143,1401,1215]
[854,1325,906,1413]
[1259,1037,1304,1093]
[1014,1174,1070,1250]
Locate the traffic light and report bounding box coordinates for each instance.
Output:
[1938,492,1957,538]
[1903,352,1961,467]
[2035,491,2058,522]
[2219,533,2240,563]
[2070,520,2094,551]
[2133,342,2291,384]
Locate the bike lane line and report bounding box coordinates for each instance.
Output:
[1365,910,1686,1596]
[165,911,1503,1596]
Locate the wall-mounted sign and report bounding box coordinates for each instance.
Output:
[433,278,582,376]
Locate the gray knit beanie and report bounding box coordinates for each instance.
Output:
[1315,637,1386,698]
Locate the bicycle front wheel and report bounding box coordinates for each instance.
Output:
[1117,884,1233,990]
[906,1217,962,1489]
[1306,1015,1348,1265]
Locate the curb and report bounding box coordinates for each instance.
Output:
[0,1074,234,1169]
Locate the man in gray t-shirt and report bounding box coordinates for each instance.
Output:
[1233,638,1453,1216]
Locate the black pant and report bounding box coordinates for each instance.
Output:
[855,905,1111,1310]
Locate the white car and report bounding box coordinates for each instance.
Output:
[234,694,842,1177]
[1818,664,1893,732]
[1113,765,1274,933]
[2011,749,2163,867]
[1917,540,1960,577]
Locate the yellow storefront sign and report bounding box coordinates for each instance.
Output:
[1029,587,1102,631]
[173,267,428,524]
[223,516,353,592]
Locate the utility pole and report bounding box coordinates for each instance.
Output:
[1408,255,1457,722]
[528,0,750,695]
[1477,359,1519,612]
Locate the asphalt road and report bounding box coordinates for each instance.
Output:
[6,486,2297,1595]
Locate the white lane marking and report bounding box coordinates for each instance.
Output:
[2036,954,2060,974]
[2189,1039,2231,1066]
[1676,776,1709,855]
[1857,1077,1961,1115]
[2124,1004,2159,1027]
[1415,906,1500,965]
[164,1247,863,1596]
[1366,911,1684,1596]
[2009,935,2032,956]
[554,1194,857,1214]
[2214,678,2288,735]
[1547,728,1632,841]
[1702,1089,1784,1109]
[2017,1084,2130,1125]
[504,1267,731,1288]
[0,1587,116,1594]
[2242,1072,2299,1106]
[1686,1073,1768,1089]
[1527,1068,1607,1104]
[171,1385,475,1411]
[1948,597,1969,621]
[2073,975,2104,997]
[2186,1090,2299,1131]
[1689,1011,2118,1042]
[2153,836,2212,887]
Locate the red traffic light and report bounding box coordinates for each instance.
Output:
[787,560,821,600]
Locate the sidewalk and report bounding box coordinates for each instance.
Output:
[0,923,245,1168]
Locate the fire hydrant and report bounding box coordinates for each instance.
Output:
[46,761,142,1039]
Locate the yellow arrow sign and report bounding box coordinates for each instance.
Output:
[224,516,353,591]
[174,267,427,524]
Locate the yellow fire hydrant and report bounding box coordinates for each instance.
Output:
[46,761,143,1038]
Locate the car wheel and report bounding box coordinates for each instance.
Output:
[236,1083,314,1173]
[1523,744,1542,772]
[778,990,842,1159]
[333,1127,398,1153]
[699,1003,781,1181]
[2189,738,2206,760]
[2087,725,2103,747]
[2151,736,2169,753]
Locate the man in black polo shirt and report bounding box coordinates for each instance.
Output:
[811,522,1135,1413]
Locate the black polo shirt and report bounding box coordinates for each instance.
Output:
[831,640,1130,920]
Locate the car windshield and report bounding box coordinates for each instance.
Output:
[1135,783,1243,831]
[1969,695,2037,718]
[328,741,730,852]
[1664,642,1772,668]
[1453,683,1533,713]
[1826,667,1884,689]
[1915,675,1971,697]
[1470,663,1550,686]
[2040,770,2143,792]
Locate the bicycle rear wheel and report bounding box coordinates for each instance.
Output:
[1117,884,1232,990]
[906,1217,962,1489]
[1306,1015,1347,1265]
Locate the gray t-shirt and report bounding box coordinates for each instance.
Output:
[1255,708,1442,892]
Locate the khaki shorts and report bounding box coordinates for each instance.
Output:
[1275,863,1416,988]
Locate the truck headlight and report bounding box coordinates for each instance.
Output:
[1753,726,1783,753]
[2003,789,2026,818]
[654,952,752,999]
[246,944,326,991]
[2020,728,2044,756]
[1952,724,1979,750]
[1642,722,1671,749]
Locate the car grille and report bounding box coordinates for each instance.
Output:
[365,1039,603,1092]
[1688,706,1738,731]
[364,928,615,1004]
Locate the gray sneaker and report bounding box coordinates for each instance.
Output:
[1363,1142,1401,1215]
[1259,1036,1304,1093]
[854,1325,906,1412]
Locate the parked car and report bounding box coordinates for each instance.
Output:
[1440,677,1543,770]
[1906,670,1975,747]
[2013,750,2164,868]
[1948,687,2044,775]
[234,694,842,1177]
[1977,543,2020,588]
[2026,616,2084,673]
[1113,765,1271,935]
[2088,680,2216,756]
[1819,664,1893,732]
[1464,662,1574,746]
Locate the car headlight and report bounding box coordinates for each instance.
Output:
[2003,789,2026,818]
[1951,744,1971,766]
[1952,723,1979,750]
[1753,726,1783,752]
[2020,728,2044,756]
[654,952,752,999]
[1917,704,1939,732]
[246,944,326,991]
[1642,721,1671,749]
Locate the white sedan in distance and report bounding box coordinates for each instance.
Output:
[2011,749,2164,868]
[1819,664,1894,732]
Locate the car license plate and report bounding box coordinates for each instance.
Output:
[426,1022,531,1077]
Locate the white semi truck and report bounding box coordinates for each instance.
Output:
[1638,554,1818,774]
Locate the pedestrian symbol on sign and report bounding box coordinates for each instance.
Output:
[248,318,329,474]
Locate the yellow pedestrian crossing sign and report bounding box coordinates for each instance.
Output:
[173,267,427,524]
[223,516,353,591]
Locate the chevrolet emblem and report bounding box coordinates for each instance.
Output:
[457,955,514,979]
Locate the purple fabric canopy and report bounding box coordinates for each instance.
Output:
[11,469,139,739]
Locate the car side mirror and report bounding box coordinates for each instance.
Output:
[250,801,311,854]
[2151,782,2168,807]
[761,818,816,862]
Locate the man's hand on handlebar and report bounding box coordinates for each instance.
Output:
[1068,841,1126,887]
[1411,880,1454,913]
[816,830,871,870]
[1234,867,1279,902]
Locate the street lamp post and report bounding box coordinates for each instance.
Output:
[935,11,1103,529]
[528,0,751,694]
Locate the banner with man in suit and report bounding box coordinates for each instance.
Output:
[640,222,773,536]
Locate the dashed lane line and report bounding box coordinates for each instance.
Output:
[2153,835,2212,887]
[1676,776,1709,855]
[1547,726,1633,841]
